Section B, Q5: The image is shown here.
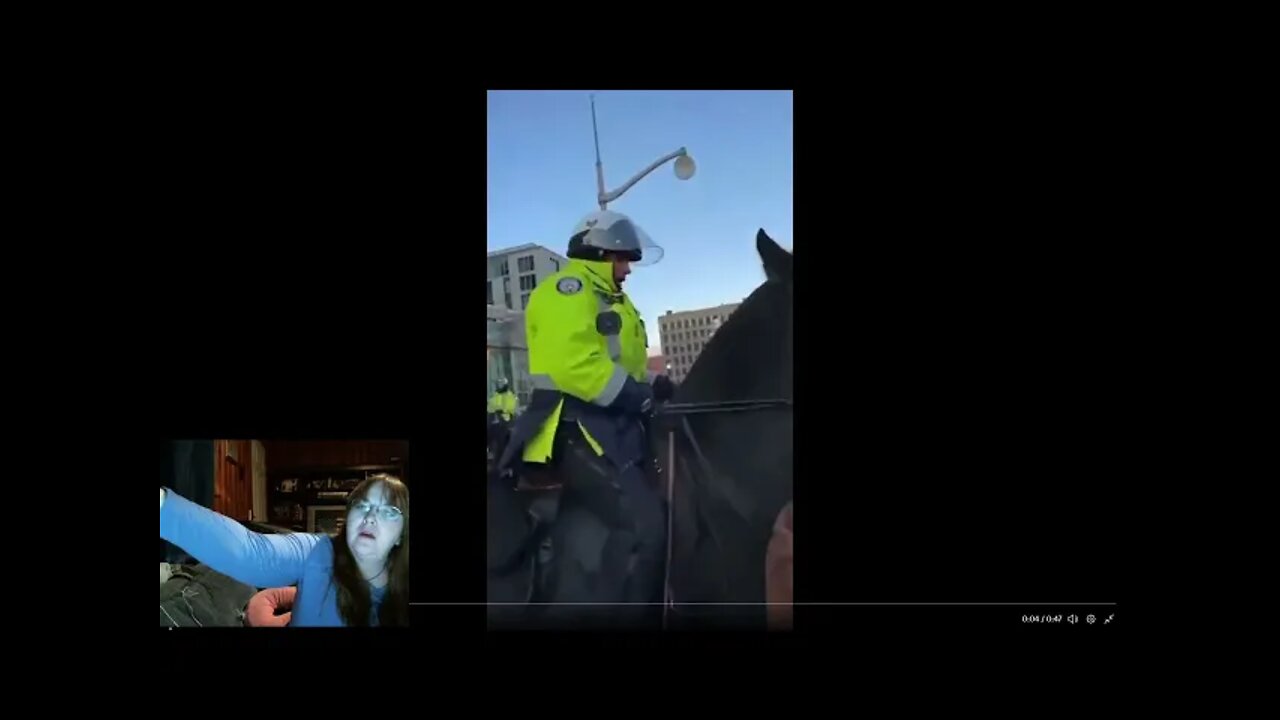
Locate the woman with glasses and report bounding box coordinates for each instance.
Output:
[160,474,409,627]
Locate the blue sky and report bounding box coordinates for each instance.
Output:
[488,90,792,351]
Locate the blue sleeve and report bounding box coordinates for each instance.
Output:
[159,489,325,588]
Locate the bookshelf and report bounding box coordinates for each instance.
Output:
[267,464,403,532]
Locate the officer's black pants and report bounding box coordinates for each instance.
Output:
[540,427,666,627]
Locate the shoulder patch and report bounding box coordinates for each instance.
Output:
[557,277,583,295]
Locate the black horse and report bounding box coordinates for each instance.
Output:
[655,229,793,629]
[486,229,793,630]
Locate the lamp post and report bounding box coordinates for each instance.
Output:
[591,94,696,211]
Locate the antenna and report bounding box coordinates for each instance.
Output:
[591,93,606,210]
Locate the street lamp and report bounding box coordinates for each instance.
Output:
[591,94,696,210]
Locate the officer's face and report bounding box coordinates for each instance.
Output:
[608,254,632,285]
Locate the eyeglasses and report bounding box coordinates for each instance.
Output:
[350,500,404,522]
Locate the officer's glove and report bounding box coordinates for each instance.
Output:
[651,374,677,402]
[609,376,655,417]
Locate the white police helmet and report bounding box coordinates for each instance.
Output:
[568,210,664,266]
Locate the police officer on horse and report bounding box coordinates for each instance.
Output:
[488,378,517,422]
[487,378,517,465]
[498,209,676,622]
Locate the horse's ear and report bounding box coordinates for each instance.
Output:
[757,229,793,283]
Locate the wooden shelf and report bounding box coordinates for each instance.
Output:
[269,464,401,477]
[267,459,405,533]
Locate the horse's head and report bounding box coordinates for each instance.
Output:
[676,229,793,405]
[660,228,793,620]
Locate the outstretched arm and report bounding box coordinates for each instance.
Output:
[159,489,325,588]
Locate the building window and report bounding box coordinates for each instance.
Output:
[519,274,537,291]
[552,258,560,272]
[518,255,535,273]
[505,293,512,309]
[521,293,531,309]
[486,281,493,305]
[500,259,510,276]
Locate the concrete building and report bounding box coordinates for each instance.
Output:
[487,243,569,312]
[487,303,528,406]
[658,303,741,382]
[487,244,568,408]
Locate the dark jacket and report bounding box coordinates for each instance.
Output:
[159,563,259,627]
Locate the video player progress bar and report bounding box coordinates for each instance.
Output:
[409,597,1121,602]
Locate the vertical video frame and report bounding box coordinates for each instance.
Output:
[486,90,793,630]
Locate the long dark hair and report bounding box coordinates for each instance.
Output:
[330,474,410,627]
